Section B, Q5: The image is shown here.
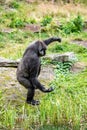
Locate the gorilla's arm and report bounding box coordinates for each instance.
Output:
[43,37,61,46]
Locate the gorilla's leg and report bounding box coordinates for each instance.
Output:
[17,76,31,89]
[26,89,40,105]
[17,76,40,105]
[30,78,54,93]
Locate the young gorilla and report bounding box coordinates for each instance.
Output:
[17,37,61,105]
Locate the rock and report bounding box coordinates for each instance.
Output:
[44,52,77,62]
[71,62,86,73]
[39,65,54,81]
[1,28,14,33]
[24,24,41,33]
[26,0,35,3]
[72,39,87,48]
[0,52,77,67]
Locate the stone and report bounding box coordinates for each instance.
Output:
[26,0,35,3]
[71,62,86,73]
[24,24,41,33]
[0,52,77,67]
[1,28,14,33]
[44,52,77,62]
[72,39,87,48]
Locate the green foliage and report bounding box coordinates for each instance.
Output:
[4,12,17,20]
[9,18,25,28]
[74,0,87,5]
[0,18,5,24]
[0,32,5,48]
[37,125,69,130]
[48,41,87,55]
[60,15,84,34]
[26,17,37,24]
[8,1,20,9]
[41,15,52,26]
[55,61,73,74]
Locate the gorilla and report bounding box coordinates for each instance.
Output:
[17,37,61,105]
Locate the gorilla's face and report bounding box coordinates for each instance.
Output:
[39,48,46,56]
[38,41,47,56]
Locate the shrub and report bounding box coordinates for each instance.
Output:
[26,17,37,24]
[41,15,52,26]
[9,1,20,9]
[9,18,25,28]
[60,15,84,34]
[4,12,18,21]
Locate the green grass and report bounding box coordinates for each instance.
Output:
[0,1,87,130]
[0,69,87,129]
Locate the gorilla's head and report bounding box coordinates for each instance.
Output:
[36,41,47,56]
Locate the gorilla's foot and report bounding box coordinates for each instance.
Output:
[26,99,40,105]
[42,86,54,93]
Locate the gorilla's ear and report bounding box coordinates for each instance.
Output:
[38,41,47,56]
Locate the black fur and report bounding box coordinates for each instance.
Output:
[17,37,61,105]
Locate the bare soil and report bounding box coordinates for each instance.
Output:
[0,65,54,89]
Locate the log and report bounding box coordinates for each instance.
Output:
[0,57,19,67]
[0,52,77,67]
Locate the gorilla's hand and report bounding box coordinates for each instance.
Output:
[56,37,61,42]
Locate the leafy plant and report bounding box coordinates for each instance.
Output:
[26,17,37,24]
[55,61,73,75]
[60,15,84,34]
[9,1,20,9]
[0,18,5,23]
[4,12,17,20]
[41,15,52,26]
[9,18,25,28]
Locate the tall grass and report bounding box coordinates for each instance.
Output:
[0,67,87,129]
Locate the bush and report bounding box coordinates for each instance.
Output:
[9,18,25,28]
[9,1,20,9]
[60,15,84,34]
[26,17,37,24]
[41,15,52,26]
